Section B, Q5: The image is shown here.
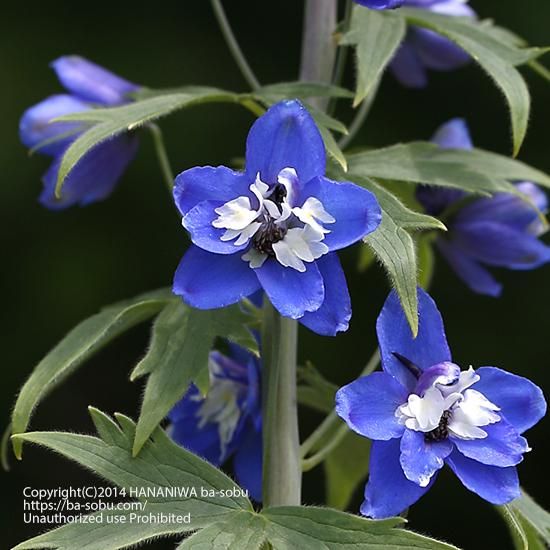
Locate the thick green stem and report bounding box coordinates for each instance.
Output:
[299,0,338,110]
[262,300,301,506]
[210,0,261,91]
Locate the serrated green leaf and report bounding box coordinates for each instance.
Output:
[347,142,550,196]
[401,10,548,155]
[341,7,406,105]
[252,81,353,103]
[11,288,173,459]
[131,301,258,456]
[52,89,239,199]
[350,177,445,336]
[325,432,371,511]
[262,507,459,549]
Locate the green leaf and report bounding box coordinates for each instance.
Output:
[341,7,406,105]
[297,362,338,414]
[347,142,550,196]
[131,301,258,456]
[351,176,446,336]
[325,431,371,511]
[52,89,239,198]
[503,491,550,549]
[253,81,353,103]
[12,408,252,550]
[11,288,173,459]
[401,10,548,155]
[318,123,348,171]
[262,507,459,549]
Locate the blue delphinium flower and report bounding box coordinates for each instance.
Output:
[336,288,546,519]
[417,118,550,296]
[168,343,262,501]
[354,0,475,88]
[172,100,381,336]
[19,56,139,209]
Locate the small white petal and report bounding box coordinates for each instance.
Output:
[241,248,268,269]
[220,229,241,242]
[234,222,262,246]
[439,366,480,397]
[277,167,298,205]
[272,239,307,272]
[213,196,260,230]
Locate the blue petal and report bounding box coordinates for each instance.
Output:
[429,0,476,17]
[169,389,223,466]
[233,425,263,502]
[353,0,404,8]
[400,430,452,487]
[456,184,547,236]
[453,221,550,270]
[416,186,465,216]
[19,94,89,156]
[446,450,520,505]
[431,118,473,150]
[40,134,138,209]
[412,28,470,70]
[255,258,324,319]
[451,418,529,468]
[245,100,326,185]
[436,239,502,297]
[336,372,408,440]
[301,177,381,251]
[377,288,451,390]
[390,41,428,89]
[174,166,252,217]
[183,200,248,254]
[173,246,261,309]
[474,367,547,434]
[210,351,248,385]
[51,56,138,106]
[361,439,434,519]
[299,253,351,336]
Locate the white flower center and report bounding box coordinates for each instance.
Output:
[212,168,335,272]
[194,357,245,457]
[395,367,501,441]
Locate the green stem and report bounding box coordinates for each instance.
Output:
[148,123,175,192]
[210,0,261,91]
[300,348,380,468]
[262,300,301,507]
[1,423,11,472]
[338,78,380,150]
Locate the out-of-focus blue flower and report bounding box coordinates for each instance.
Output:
[19,56,139,209]
[168,343,262,501]
[354,0,474,87]
[417,118,550,297]
[336,288,546,519]
[172,100,381,336]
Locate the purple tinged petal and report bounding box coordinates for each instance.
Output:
[336,372,408,441]
[51,56,138,106]
[245,100,326,185]
[446,450,520,505]
[361,439,434,519]
[400,430,452,487]
[299,253,351,336]
[40,134,138,209]
[377,288,452,391]
[233,426,263,502]
[436,239,502,297]
[415,362,461,396]
[301,177,381,251]
[452,221,550,270]
[182,200,248,254]
[428,0,475,17]
[255,258,325,319]
[173,246,261,309]
[431,118,473,150]
[451,419,530,468]
[173,166,251,217]
[473,367,547,434]
[390,41,429,88]
[19,94,90,156]
[354,0,404,8]
[411,28,470,70]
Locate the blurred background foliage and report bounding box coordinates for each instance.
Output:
[1,1,549,548]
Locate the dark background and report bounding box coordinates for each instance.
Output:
[1,1,549,549]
